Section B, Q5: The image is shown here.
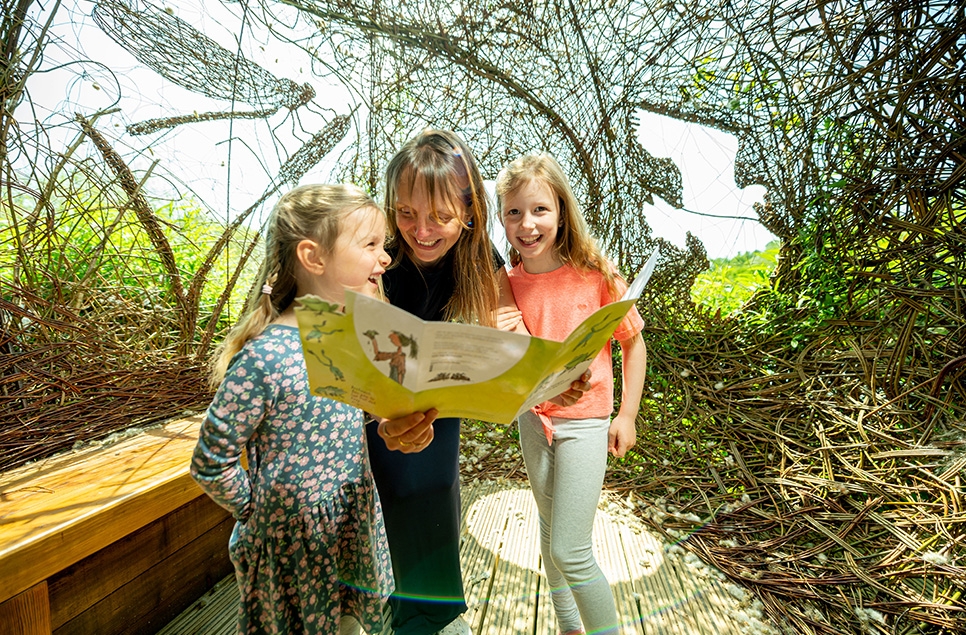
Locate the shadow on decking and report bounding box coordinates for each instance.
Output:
[161,480,775,635]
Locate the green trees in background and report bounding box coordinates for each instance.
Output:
[690,242,779,317]
[1,186,257,351]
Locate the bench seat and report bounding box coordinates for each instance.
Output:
[0,415,233,635]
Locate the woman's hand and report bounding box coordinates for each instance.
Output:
[376,408,438,453]
[547,369,592,407]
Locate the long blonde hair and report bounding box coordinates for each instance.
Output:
[384,129,498,326]
[495,153,618,297]
[209,183,381,388]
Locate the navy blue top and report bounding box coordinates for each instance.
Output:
[382,242,505,322]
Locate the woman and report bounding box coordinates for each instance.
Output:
[368,129,588,635]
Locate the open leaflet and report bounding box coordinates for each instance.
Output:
[295,249,659,424]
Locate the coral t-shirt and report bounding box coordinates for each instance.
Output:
[507,263,645,423]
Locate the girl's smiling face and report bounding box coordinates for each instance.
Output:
[393,177,467,266]
[502,179,563,273]
[315,206,391,303]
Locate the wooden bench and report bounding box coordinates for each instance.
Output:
[0,415,234,635]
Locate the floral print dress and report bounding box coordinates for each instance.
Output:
[191,324,392,634]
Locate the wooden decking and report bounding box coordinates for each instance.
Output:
[162,479,773,635]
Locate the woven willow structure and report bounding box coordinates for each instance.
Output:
[1,0,963,633]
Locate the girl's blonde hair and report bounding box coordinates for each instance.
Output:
[384,129,498,327]
[209,183,382,388]
[495,153,618,297]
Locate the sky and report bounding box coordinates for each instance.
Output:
[29,0,774,261]
[632,112,773,259]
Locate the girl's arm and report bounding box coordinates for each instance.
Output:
[190,352,270,522]
[609,333,647,457]
[496,267,529,334]
[191,412,256,521]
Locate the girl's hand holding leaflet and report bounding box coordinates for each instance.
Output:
[377,408,439,453]
[547,369,592,407]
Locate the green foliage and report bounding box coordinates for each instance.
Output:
[690,242,779,316]
[163,200,261,334]
[1,186,257,346]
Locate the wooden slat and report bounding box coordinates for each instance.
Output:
[592,512,644,634]
[160,479,775,635]
[0,416,206,603]
[695,580,744,634]
[156,574,238,635]
[54,515,234,635]
[48,493,230,629]
[461,479,503,632]
[488,488,541,634]
[0,582,50,635]
[589,507,692,634]
[615,522,657,634]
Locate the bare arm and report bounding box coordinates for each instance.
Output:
[609,334,646,457]
[496,267,529,334]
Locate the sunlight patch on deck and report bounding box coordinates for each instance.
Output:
[460,479,777,635]
[463,487,665,582]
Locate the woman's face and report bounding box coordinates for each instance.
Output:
[393,177,467,266]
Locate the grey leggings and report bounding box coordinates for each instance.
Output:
[518,412,620,634]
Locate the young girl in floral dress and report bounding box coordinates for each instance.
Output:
[191,183,437,634]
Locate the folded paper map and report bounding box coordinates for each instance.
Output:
[295,249,659,424]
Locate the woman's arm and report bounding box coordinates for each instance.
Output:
[609,334,647,457]
[496,267,529,334]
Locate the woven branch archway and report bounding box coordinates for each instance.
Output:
[1,1,963,632]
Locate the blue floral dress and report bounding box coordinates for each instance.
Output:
[191,324,392,634]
